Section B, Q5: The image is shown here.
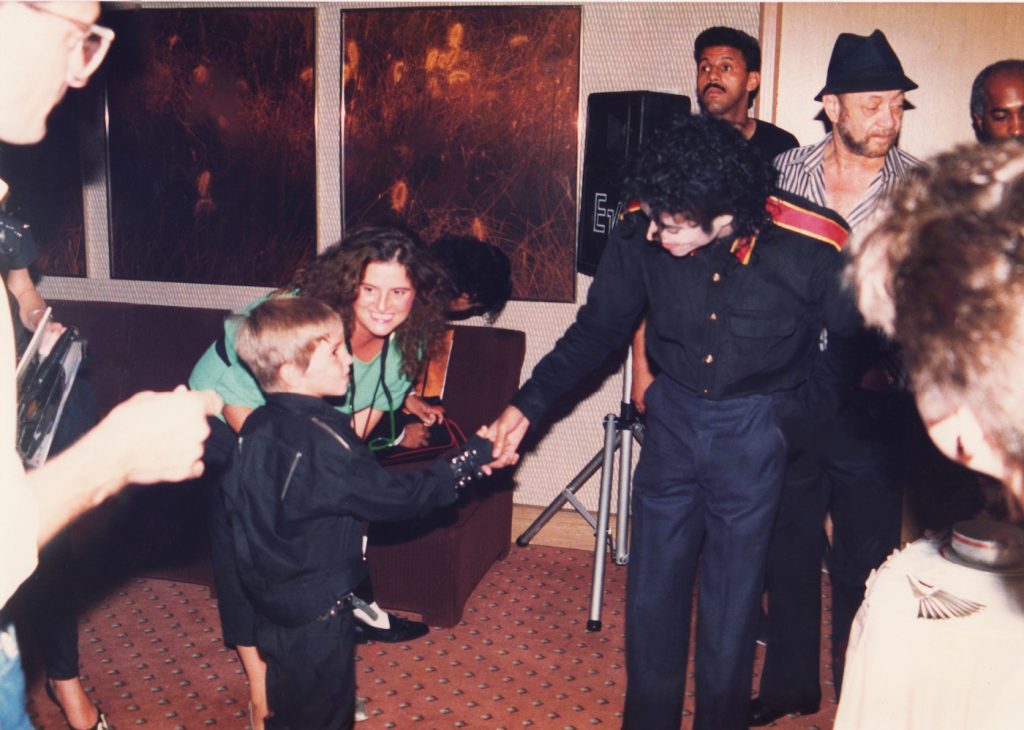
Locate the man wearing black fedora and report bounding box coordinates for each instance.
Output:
[751,29,925,727]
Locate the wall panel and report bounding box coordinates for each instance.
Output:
[38,3,762,516]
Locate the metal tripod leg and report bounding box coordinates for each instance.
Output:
[587,410,644,631]
[515,434,620,547]
[515,347,643,631]
[586,413,618,631]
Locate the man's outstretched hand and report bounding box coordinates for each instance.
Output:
[482,405,529,473]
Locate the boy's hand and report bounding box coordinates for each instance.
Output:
[403,392,445,425]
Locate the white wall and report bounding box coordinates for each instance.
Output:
[774,3,1024,160]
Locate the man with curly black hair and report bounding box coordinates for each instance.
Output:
[486,114,858,730]
[632,28,800,416]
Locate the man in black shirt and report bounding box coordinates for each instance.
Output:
[486,115,858,730]
[694,26,799,162]
[631,27,800,410]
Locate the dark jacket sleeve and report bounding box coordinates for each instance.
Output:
[511,219,649,426]
[304,433,461,523]
[779,242,864,440]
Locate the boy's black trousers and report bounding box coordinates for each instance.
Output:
[260,610,356,730]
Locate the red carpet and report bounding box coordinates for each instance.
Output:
[22,545,838,729]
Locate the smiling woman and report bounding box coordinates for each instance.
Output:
[351,261,415,350]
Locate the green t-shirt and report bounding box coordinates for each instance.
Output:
[188,292,412,417]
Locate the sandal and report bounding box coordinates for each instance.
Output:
[44,680,110,730]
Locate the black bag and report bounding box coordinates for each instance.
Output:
[368,396,468,466]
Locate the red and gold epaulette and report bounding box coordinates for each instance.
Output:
[765,195,848,252]
[729,196,848,265]
[619,199,643,221]
[730,235,757,265]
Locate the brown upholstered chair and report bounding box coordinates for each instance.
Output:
[367,324,526,627]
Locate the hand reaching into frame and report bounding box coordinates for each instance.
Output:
[101,385,223,486]
[28,385,224,548]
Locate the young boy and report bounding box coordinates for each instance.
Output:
[223,296,491,729]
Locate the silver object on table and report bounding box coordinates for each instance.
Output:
[906,573,986,620]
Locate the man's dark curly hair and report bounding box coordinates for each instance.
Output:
[433,235,513,323]
[290,226,449,378]
[622,114,775,238]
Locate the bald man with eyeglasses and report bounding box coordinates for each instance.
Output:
[0,4,221,727]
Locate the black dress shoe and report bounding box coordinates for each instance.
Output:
[353,613,430,644]
[749,697,820,727]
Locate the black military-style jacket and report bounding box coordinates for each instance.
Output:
[222,392,461,627]
[512,190,861,426]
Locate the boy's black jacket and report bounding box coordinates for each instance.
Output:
[222,392,461,627]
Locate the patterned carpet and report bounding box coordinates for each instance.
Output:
[20,546,838,729]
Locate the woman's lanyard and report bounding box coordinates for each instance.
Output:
[350,335,397,451]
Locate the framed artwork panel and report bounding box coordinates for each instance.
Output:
[343,6,581,302]
[105,8,316,286]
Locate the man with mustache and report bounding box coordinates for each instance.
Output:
[631,27,799,413]
[751,29,924,726]
[695,26,798,161]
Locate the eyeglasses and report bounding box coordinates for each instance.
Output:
[23,2,115,85]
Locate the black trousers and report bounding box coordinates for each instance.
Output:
[758,389,914,706]
[260,611,355,730]
[12,379,97,680]
[622,378,786,730]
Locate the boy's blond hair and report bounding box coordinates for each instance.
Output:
[235,297,343,391]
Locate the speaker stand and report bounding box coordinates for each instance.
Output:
[516,348,644,631]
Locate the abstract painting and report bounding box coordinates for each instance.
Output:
[105,8,316,286]
[343,7,581,302]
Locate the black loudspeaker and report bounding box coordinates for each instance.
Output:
[576,91,691,275]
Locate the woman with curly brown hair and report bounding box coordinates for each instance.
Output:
[190,225,450,728]
[293,226,450,446]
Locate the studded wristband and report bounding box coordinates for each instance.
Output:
[447,435,493,488]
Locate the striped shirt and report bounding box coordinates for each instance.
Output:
[772,132,923,231]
